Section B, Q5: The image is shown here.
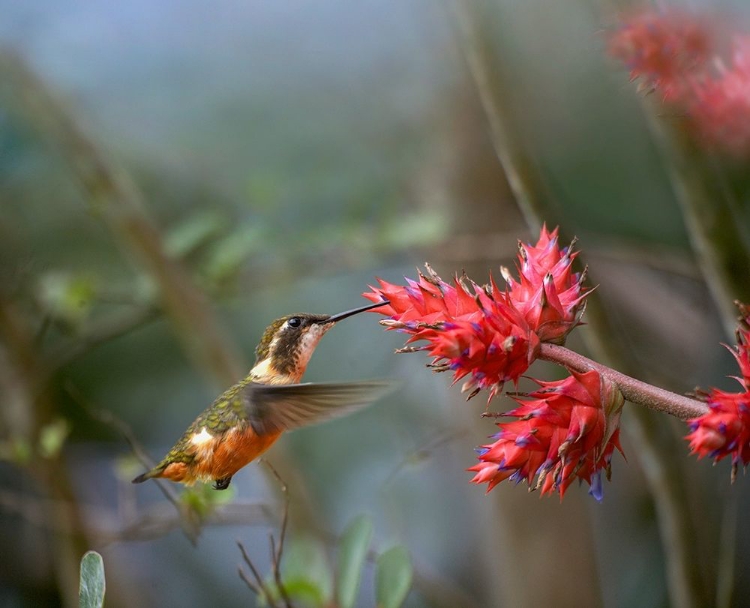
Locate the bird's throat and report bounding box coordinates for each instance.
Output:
[248,357,303,384]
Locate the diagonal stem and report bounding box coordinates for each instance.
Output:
[539,343,709,420]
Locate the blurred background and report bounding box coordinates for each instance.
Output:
[1,0,750,606]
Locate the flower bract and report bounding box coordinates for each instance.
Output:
[469,369,625,500]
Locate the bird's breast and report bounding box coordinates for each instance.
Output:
[193,424,283,481]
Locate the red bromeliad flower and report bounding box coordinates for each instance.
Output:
[687,304,750,477]
[468,369,625,500]
[689,36,750,155]
[502,225,589,344]
[609,9,750,155]
[364,266,540,400]
[607,8,712,101]
[363,226,590,400]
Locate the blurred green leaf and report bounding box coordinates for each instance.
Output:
[37,272,97,327]
[201,224,265,282]
[165,210,228,258]
[78,551,105,608]
[380,211,449,249]
[336,514,373,608]
[375,546,413,608]
[38,418,70,459]
[114,454,142,481]
[0,438,32,464]
[246,173,283,211]
[180,483,236,518]
[280,536,333,607]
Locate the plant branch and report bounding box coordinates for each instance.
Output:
[237,540,278,607]
[540,343,709,420]
[262,459,293,608]
[0,50,323,533]
[0,52,246,386]
[46,305,161,372]
[451,2,710,603]
[62,382,183,511]
[448,0,552,233]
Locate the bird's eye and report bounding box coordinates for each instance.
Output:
[287,317,302,328]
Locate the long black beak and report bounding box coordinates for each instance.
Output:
[322,300,390,324]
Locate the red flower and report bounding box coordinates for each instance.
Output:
[503,225,589,344]
[687,304,750,476]
[363,226,591,400]
[608,8,712,101]
[689,36,750,155]
[364,267,539,400]
[468,369,625,500]
[609,10,750,155]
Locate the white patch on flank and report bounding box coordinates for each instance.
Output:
[190,427,213,446]
[250,358,273,379]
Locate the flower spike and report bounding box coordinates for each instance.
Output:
[363,225,592,402]
[468,369,625,500]
[687,302,750,478]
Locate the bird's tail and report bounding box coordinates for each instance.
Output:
[132,468,160,484]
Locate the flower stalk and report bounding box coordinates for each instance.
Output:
[538,343,709,420]
[366,225,748,500]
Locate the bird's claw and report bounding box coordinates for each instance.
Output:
[213,476,232,490]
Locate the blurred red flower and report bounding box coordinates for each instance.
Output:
[609,9,750,155]
[468,369,625,500]
[689,36,750,155]
[608,8,711,100]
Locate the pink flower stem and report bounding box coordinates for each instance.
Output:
[539,343,709,420]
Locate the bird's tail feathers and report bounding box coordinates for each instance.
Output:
[132,468,160,484]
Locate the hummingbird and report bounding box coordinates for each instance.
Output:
[132,300,390,490]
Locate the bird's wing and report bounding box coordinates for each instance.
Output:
[243,380,393,435]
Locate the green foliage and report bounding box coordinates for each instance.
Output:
[37,272,97,328]
[375,546,413,608]
[257,516,412,608]
[165,210,228,258]
[379,211,449,249]
[0,437,32,465]
[0,419,69,463]
[336,514,373,608]
[276,536,333,607]
[180,483,236,519]
[78,551,106,608]
[38,418,70,459]
[200,224,266,284]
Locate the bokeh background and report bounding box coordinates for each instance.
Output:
[2,1,750,606]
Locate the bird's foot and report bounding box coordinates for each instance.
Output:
[213,476,232,490]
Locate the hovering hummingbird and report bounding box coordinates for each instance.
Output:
[132,300,390,490]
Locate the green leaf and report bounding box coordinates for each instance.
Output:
[37,272,97,326]
[0,438,32,464]
[336,515,373,608]
[79,551,106,608]
[246,173,283,211]
[375,546,413,608]
[201,224,265,282]
[380,211,449,249]
[280,536,333,606]
[38,418,70,459]
[180,483,236,518]
[165,211,228,258]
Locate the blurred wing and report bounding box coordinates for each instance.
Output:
[244,380,393,435]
